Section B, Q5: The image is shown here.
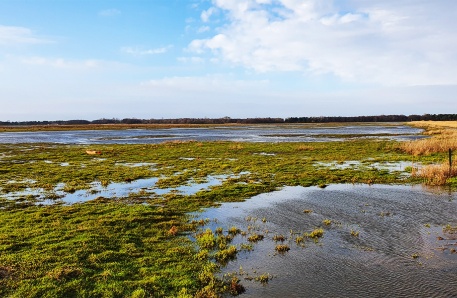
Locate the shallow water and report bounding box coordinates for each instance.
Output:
[197,184,457,297]
[0,124,423,144]
[5,175,235,205]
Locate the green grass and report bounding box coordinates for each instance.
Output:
[0,138,453,296]
[0,140,442,198]
[0,202,203,297]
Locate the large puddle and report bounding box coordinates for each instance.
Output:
[3,175,239,205]
[197,184,457,297]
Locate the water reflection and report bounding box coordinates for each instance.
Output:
[197,184,457,297]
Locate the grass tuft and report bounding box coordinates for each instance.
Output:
[247,233,264,242]
[307,228,324,239]
[275,244,290,253]
[272,234,286,242]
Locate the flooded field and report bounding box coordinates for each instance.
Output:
[1,123,455,297]
[0,124,423,144]
[198,184,457,297]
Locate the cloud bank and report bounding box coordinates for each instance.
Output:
[0,25,50,45]
[189,0,457,86]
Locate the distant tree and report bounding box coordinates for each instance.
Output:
[121,118,143,124]
[91,118,121,124]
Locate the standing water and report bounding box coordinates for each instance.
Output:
[198,184,457,297]
[0,124,423,144]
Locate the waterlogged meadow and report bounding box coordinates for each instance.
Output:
[1,123,457,297]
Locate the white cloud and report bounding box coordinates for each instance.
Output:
[99,8,121,17]
[20,57,103,70]
[2,51,456,120]
[121,45,173,56]
[0,25,50,45]
[189,0,457,86]
[177,56,205,64]
[141,75,268,92]
[198,26,211,33]
[201,7,217,22]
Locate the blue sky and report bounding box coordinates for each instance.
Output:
[1,0,457,121]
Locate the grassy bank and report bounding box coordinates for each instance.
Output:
[0,133,455,297]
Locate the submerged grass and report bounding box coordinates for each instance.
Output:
[0,130,454,296]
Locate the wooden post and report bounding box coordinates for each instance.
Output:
[450,149,453,178]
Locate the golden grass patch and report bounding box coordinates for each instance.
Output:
[402,121,457,185]
[402,122,457,155]
[412,161,457,185]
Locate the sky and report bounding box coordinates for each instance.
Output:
[1,0,457,121]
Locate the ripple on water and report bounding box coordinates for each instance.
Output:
[197,184,457,298]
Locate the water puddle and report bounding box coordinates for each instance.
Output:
[314,160,417,175]
[195,184,457,297]
[6,179,37,184]
[115,162,157,168]
[91,158,107,162]
[314,160,362,169]
[97,134,179,141]
[254,152,276,156]
[2,174,244,205]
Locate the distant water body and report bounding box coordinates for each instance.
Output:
[0,124,424,144]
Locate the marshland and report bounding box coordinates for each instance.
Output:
[1,121,457,297]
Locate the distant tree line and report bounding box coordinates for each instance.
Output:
[0,117,284,126]
[285,114,457,123]
[1,114,457,126]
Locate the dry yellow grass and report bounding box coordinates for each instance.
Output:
[403,121,457,185]
[412,161,457,185]
[402,121,457,155]
[401,136,457,155]
[297,145,315,151]
[409,121,457,129]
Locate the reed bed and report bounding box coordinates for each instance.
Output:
[401,135,457,155]
[403,121,457,185]
[412,161,457,185]
[402,121,457,155]
[410,121,457,129]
